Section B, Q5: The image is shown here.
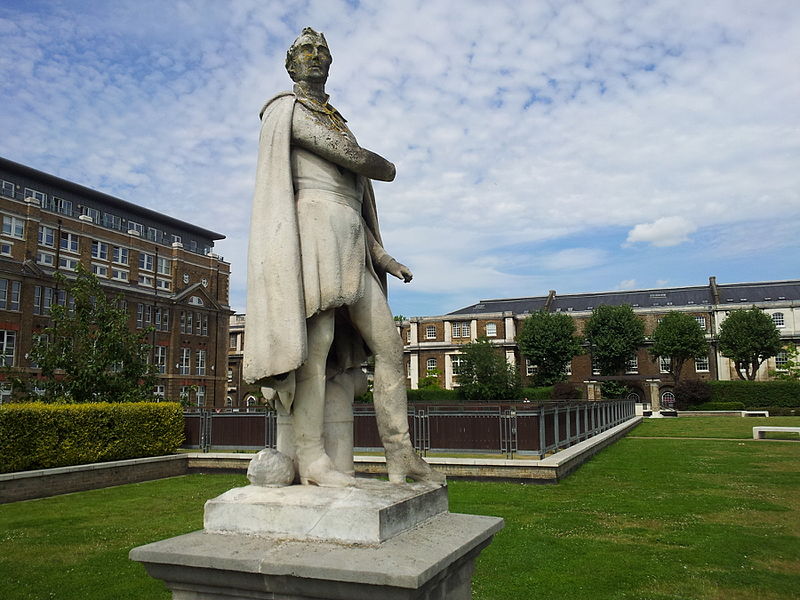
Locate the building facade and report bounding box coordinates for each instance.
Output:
[400,277,800,407]
[0,157,232,406]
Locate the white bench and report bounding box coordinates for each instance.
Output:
[742,410,769,417]
[753,426,800,440]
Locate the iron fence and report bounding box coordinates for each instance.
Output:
[183,399,635,458]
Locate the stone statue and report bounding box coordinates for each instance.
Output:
[244,27,445,488]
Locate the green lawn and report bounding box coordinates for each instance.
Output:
[1,425,798,599]
[633,416,800,439]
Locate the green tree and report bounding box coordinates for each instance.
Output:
[457,337,521,401]
[23,265,157,402]
[584,305,645,375]
[649,311,709,385]
[718,307,782,380]
[517,310,583,386]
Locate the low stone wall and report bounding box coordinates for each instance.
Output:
[2,416,642,502]
[0,454,188,504]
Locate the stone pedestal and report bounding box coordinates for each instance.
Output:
[130,480,503,600]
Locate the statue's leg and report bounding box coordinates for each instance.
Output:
[348,276,445,485]
[293,310,354,487]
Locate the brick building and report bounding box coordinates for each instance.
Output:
[0,157,231,406]
[400,278,800,407]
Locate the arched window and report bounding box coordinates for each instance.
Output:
[772,312,785,327]
[661,391,676,409]
[225,396,233,406]
[626,391,641,402]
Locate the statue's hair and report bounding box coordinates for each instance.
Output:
[286,27,330,81]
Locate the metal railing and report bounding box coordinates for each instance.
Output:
[183,400,635,458]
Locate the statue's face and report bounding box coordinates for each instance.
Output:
[288,35,331,84]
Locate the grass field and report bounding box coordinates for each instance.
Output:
[1,417,798,599]
[633,415,800,439]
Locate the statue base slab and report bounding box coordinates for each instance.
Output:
[204,479,449,544]
[130,511,502,600]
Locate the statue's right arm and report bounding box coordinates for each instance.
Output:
[291,105,396,182]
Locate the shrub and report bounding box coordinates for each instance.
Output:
[552,382,583,400]
[0,402,184,474]
[674,380,712,410]
[520,387,553,401]
[600,381,631,399]
[754,406,799,416]
[407,387,460,403]
[686,401,746,411]
[708,381,800,408]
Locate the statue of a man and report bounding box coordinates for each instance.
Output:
[244,28,444,488]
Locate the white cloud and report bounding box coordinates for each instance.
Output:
[618,279,637,290]
[0,0,798,316]
[626,217,698,247]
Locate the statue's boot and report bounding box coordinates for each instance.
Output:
[374,376,446,485]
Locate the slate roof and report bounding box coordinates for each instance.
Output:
[447,279,800,316]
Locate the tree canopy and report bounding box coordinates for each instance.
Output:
[584,304,645,376]
[649,311,709,384]
[517,310,583,386]
[456,337,521,401]
[19,265,157,402]
[718,307,782,380]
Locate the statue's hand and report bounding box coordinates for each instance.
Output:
[388,261,413,283]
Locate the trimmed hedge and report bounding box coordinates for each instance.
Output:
[708,381,800,408]
[0,402,184,474]
[520,387,554,401]
[407,388,460,403]
[686,401,746,411]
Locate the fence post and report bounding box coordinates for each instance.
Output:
[538,405,546,458]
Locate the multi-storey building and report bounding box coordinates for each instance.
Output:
[400,277,800,407]
[0,157,232,406]
[227,313,262,408]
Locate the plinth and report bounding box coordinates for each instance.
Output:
[130,479,503,600]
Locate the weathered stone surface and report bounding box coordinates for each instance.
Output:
[246,448,295,487]
[204,478,448,544]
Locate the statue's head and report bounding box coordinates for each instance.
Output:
[286,27,331,84]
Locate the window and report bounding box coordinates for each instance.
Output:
[112,246,128,264]
[154,307,169,331]
[196,350,206,375]
[128,221,145,236]
[772,312,785,328]
[91,263,108,278]
[171,234,182,244]
[139,252,154,272]
[38,226,55,248]
[0,242,11,256]
[659,356,672,373]
[103,213,122,230]
[179,348,191,375]
[661,391,676,409]
[694,356,709,372]
[36,250,55,267]
[91,241,109,260]
[156,278,171,291]
[229,333,237,350]
[1,180,15,198]
[189,240,198,252]
[564,361,572,376]
[625,355,638,374]
[0,330,16,366]
[49,196,73,215]
[227,368,233,382]
[154,385,165,400]
[24,187,46,205]
[111,268,129,282]
[775,350,789,371]
[196,313,208,336]
[138,274,154,287]
[157,257,171,276]
[592,356,601,376]
[425,325,436,340]
[179,386,192,404]
[136,304,152,329]
[81,206,101,223]
[189,296,204,306]
[526,358,536,377]
[451,355,465,375]
[405,328,411,343]
[155,346,168,374]
[196,385,206,407]
[426,358,437,373]
[2,216,25,239]
[694,316,707,329]
[147,227,159,242]
[59,257,79,271]
[0,279,21,311]
[485,322,497,337]
[60,232,79,253]
[451,322,469,338]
